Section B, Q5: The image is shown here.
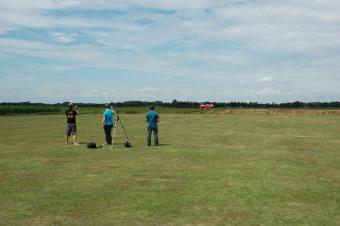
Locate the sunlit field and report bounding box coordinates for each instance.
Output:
[0,112,339,225]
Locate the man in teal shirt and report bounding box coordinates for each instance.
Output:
[102,104,117,145]
[146,105,159,146]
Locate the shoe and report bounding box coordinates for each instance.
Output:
[74,143,80,145]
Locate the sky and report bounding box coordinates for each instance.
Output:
[0,0,340,103]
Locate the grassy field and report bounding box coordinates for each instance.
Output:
[0,113,339,225]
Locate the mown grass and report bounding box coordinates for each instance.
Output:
[0,113,339,225]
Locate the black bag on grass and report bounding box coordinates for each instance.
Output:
[87,142,101,149]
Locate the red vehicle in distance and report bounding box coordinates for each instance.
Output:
[200,103,215,109]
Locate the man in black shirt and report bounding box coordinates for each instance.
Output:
[65,103,79,145]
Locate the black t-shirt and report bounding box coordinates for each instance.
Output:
[65,109,78,123]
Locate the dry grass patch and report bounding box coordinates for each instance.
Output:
[223,109,340,116]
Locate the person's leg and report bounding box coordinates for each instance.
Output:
[66,123,71,144]
[73,135,79,145]
[108,125,113,144]
[71,124,79,145]
[147,127,152,146]
[153,127,159,145]
[104,125,113,144]
[104,125,110,144]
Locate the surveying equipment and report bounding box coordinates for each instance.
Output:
[110,117,118,150]
[118,118,132,148]
[111,115,132,150]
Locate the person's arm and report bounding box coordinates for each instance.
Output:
[71,105,79,115]
[102,111,106,127]
[101,116,105,127]
[156,115,160,123]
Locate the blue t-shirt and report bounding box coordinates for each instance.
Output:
[146,110,159,128]
[103,109,116,126]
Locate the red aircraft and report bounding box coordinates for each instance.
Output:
[200,103,215,109]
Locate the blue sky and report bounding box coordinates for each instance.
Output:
[0,0,340,103]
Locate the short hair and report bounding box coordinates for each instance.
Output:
[105,103,110,108]
[149,105,155,110]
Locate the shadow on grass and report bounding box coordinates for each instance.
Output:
[148,143,171,146]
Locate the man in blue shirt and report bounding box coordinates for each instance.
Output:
[102,104,117,145]
[146,105,159,146]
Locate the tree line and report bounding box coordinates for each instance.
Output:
[0,105,60,115]
[1,100,340,108]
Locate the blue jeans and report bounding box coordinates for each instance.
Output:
[147,127,159,145]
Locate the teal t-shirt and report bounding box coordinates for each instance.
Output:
[103,109,116,126]
[146,111,159,128]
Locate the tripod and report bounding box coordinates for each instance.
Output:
[111,116,132,150]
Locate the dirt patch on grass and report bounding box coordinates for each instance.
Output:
[113,175,178,190]
[187,209,254,226]
[65,206,109,219]
[43,159,64,166]
[83,160,118,174]
[218,209,254,225]
[176,164,211,171]
[307,170,340,188]
[25,217,51,226]
[0,174,7,184]
[23,216,73,226]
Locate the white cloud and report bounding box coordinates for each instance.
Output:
[1,0,340,102]
[3,75,40,81]
[82,89,113,98]
[259,76,273,82]
[255,88,280,96]
[49,32,78,43]
[0,38,53,50]
[40,89,70,98]
[134,87,160,93]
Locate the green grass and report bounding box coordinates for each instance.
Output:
[0,114,339,225]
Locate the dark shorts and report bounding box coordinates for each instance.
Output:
[66,123,77,136]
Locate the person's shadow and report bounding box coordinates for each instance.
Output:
[155,143,171,146]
